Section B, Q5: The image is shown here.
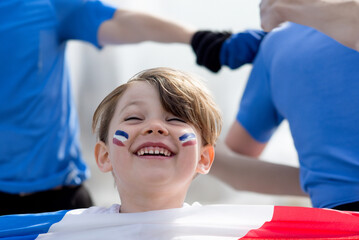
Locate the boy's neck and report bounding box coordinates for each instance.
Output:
[118,189,187,213]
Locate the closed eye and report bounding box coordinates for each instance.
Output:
[125,116,142,121]
[167,117,186,123]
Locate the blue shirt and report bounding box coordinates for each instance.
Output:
[0,0,116,194]
[234,23,359,208]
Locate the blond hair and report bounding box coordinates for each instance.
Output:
[92,67,222,146]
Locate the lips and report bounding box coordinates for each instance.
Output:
[134,142,175,157]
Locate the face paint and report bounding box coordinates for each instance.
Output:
[113,130,129,147]
[179,133,197,147]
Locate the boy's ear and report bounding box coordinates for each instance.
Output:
[94,141,113,173]
[196,145,215,174]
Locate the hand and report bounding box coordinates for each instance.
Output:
[260,0,287,32]
[259,0,359,51]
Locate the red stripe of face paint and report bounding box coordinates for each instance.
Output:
[113,138,125,147]
[182,139,197,147]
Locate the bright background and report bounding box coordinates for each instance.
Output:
[67,0,311,207]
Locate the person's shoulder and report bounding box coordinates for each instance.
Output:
[259,22,309,58]
[266,22,316,40]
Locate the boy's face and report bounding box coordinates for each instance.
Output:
[95,81,213,195]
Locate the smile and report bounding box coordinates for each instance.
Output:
[136,146,173,157]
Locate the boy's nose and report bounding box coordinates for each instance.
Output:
[143,121,169,136]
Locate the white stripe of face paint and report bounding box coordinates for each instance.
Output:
[114,135,128,143]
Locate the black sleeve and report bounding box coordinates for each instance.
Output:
[191,31,232,73]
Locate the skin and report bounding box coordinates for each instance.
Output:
[94,82,214,213]
[260,0,359,51]
[210,121,306,197]
[98,9,196,46]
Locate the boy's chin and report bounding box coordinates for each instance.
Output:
[133,171,192,189]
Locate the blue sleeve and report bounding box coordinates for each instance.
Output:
[220,30,267,69]
[236,48,283,143]
[58,0,116,48]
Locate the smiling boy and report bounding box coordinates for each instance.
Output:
[92,67,222,213]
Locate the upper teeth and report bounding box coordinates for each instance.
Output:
[137,147,171,156]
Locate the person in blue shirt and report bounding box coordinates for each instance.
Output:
[202,21,359,211]
[0,0,199,215]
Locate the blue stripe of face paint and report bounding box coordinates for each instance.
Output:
[179,133,196,142]
[115,130,129,139]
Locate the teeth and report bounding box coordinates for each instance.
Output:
[137,147,172,156]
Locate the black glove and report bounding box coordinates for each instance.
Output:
[191,30,232,73]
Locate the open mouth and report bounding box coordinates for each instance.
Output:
[136,147,173,157]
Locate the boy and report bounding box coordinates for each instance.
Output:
[91,67,222,213]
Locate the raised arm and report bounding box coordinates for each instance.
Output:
[211,121,306,196]
[260,0,359,51]
[98,9,196,46]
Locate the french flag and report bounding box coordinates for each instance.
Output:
[179,133,197,146]
[113,130,128,146]
[1,205,359,239]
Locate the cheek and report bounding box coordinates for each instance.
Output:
[179,132,197,147]
[113,130,129,147]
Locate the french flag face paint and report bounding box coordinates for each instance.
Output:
[179,133,197,147]
[113,130,129,147]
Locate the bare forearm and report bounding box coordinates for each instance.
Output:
[98,9,196,46]
[211,142,307,196]
[261,0,359,51]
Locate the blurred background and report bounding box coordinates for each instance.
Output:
[67,0,311,207]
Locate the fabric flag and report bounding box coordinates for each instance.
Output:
[1,204,359,240]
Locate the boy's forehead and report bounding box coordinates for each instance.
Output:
[116,82,159,110]
[121,82,154,99]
